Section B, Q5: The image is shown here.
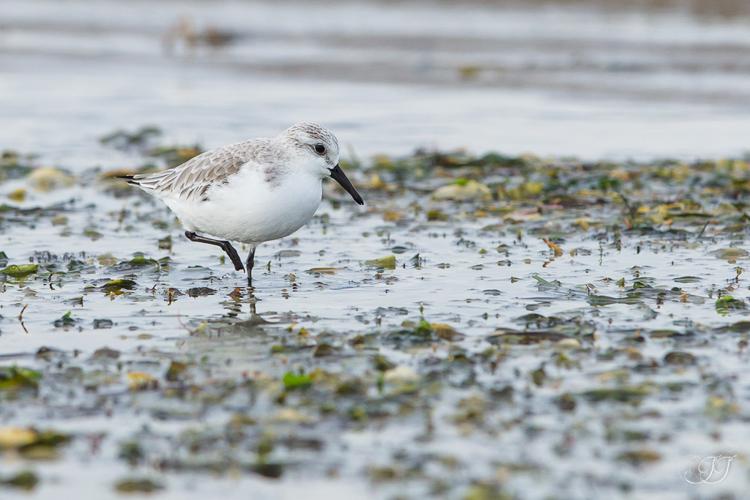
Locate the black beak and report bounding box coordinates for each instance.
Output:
[329,164,364,205]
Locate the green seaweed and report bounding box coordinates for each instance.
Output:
[282,371,313,391]
[580,386,652,404]
[0,367,41,392]
[365,255,397,269]
[101,279,137,293]
[0,264,38,278]
[0,471,39,491]
[715,295,746,315]
[114,477,164,494]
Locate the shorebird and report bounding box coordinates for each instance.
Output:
[120,122,364,283]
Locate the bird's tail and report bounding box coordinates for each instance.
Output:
[116,174,140,186]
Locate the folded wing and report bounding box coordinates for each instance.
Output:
[121,139,268,202]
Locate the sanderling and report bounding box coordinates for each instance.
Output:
[120,122,364,283]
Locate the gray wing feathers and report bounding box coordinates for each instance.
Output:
[130,140,267,202]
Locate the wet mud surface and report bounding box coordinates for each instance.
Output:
[1,132,750,498]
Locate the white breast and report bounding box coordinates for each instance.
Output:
[163,166,323,244]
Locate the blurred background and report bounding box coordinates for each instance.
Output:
[2,0,750,165]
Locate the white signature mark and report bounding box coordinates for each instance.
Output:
[684,455,736,484]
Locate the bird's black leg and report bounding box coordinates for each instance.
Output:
[184,231,245,272]
[246,247,256,285]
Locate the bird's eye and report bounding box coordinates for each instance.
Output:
[314,144,326,155]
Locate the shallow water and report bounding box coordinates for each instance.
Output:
[2,1,750,499]
[2,143,750,498]
[2,0,750,161]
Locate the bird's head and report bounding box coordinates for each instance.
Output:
[280,122,364,205]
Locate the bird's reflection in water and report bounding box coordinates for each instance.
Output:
[179,286,272,348]
[181,285,274,366]
[221,285,269,326]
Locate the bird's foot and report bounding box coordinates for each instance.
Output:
[221,243,245,272]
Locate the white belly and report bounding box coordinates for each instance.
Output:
[164,169,323,244]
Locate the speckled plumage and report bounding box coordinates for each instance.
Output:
[284,122,339,166]
[124,122,350,246]
[127,122,340,203]
[120,122,363,281]
[129,138,281,202]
